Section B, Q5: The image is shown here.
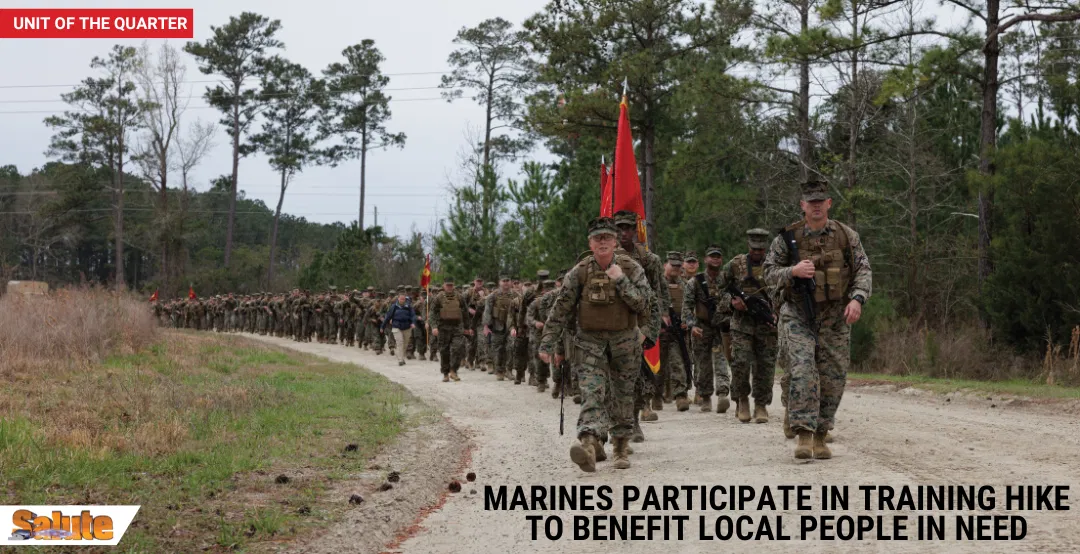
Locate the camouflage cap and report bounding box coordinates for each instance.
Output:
[684,250,698,262]
[747,228,771,249]
[485,281,496,288]
[397,285,406,291]
[499,275,511,281]
[366,286,375,291]
[405,285,414,291]
[613,210,638,227]
[587,216,618,238]
[474,275,484,282]
[666,251,684,266]
[536,269,550,279]
[543,279,556,287]
[705,244,724,257]
[442,278,454,285]
[801,180,830,201]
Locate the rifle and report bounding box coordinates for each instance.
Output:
[559,355,569,436]
[666,310,695,387]
[781,229,818,340]
[694,274,719,323]
[725,281,776,329]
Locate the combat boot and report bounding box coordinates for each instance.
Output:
[442,374,450,383]
[612,437,631,469]
[813,431,832,459]
[783,409,795,439]
[631,420,645,443]
[693,393,702,406]
[537,381,547,393]
[528,374,537,387]
[754,403,769,424]
[573,395,582,404]
[825,432,834,443]
[736,397,751,423]
[676,396,690,411]
[593,437,607,462]
[700,395,712,412]
[570,435,598,472]
[551,380,561,399]
[450,371,460,382]
[641,407,658,422]
[795,430,814,460]
[716,396,730,414]
[496,371,505,381]
[651,396,663,411]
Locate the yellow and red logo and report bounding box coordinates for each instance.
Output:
[3,506,139,545]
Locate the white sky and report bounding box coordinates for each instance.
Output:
[0,0,553,239]
[0,0,976,241]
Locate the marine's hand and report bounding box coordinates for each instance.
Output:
[662,315,671,327]
[691,326,704,339]
[539,352,551,364]
[605,263,624,280]
[845,299,862,325]
[432,328,439,337]
[792,259,816,279]
[732,297,746,311]
[534,321,544,330]
[511,328,518,338]
[554,354,564,366]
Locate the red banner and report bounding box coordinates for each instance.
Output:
[0,9,194,39]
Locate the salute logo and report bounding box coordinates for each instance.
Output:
[2,506,140,545]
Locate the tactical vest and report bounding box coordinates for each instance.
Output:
[732,254,765,296]
[668,280,684,313]
[576,255,638,332]
[694,273,722,322]
[785,220,854,304]
[493,292,512,323]
[439,293,462,322]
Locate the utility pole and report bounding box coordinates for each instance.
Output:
[374,206,378,228]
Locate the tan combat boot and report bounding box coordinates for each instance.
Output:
[736,397,751,423]
[700,395,712,412]
[716,396,730,414]
[813,431,832,459]
[693,393,702,406]
[537,381,547,393]
[641,407,658,422]
[450,371,460,382]
[612,437,631,469]
[754,403,768,424]
[825,432,834,443]
[551,380,561,399]
[783,409,795,439]
[496,371,505,381]
[794,430,814,460]
[675,396,690,411]
[651,396,663,411]
[593,438,607,462]
[442,374,450,383]
[570,435,598,472]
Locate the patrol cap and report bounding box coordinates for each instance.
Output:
[587,216,618,238]
[442,278,454,285]
[747,228,771,249]
[329,285,337,291]
[801,180,830,202]
[684,250,698,262]
[485,281,496,288]
[543,279,556,287]
[536,269,550,279]
[499,275,511,282]
[474,275,483,282]
[613,210,638,227]
[705,244,724,257]
[666,251,683,266]
[366,286,375,291]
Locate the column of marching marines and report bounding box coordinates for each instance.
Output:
[154,179,871,469]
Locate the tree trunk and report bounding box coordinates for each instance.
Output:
[977,0,1000,325]
[224,82,241,267]
[116,138,126,291]
[642,122,657,248]
[160,158,169,292]
[847,0,859,225]
[268,168,286,286]
[359,124,368,230]
[483,71,494,170]
[798,0,812,181]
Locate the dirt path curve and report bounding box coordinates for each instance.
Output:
[247,334,1080,553]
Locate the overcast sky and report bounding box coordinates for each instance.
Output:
[0,0,553,239]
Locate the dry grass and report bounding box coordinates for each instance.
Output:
[860,321,1027,381]
[0,285,158,373]
[1044,326,1080,387]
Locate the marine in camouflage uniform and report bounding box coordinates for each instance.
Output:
[682,245,733,414]
[526,279,556,393]
[719,229,779,424]
[410,288,429,360]
[612,211,667,438]
[429,279,473,381]
[540,217,653,472]
[763,180,872,460]
[464,278,484,368]
[483,277,515,381]
[660,251,691,411]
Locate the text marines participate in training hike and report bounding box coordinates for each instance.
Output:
[156,178,871,469]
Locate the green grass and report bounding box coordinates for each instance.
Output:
[849,372,1080,399]
[0,333,413,552]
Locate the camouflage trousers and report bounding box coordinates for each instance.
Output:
[436,325,466,375]
[730,323,778,404]
[488,329,510,375]
[511,333,530,381]
[410,324,428,358]
[552,333,580,395]
[465,327,479,365]
[575,329,641,440]
[528,331,549,383]
[692,324,729,398]
[780,302,849,433]
[659,331,689,399]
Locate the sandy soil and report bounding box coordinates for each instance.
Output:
[247,334,1080,553]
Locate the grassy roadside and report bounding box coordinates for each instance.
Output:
[848,372,1080,400]
[0,330,415,552]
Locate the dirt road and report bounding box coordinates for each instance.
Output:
[248,335,1080,553]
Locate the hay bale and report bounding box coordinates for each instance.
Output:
[6,281,49,296]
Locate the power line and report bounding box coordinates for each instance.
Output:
[0,190,444,197]
[0,97,449,115]
[0,208,435,216]
[0,85,455,105]
[0,71,452,90]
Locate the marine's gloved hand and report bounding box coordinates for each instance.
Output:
[642,337,656,350]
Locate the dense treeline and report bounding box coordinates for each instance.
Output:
[1,2,1079,368]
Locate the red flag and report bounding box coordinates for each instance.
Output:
[612,91,660,374]
[188,286,196,300]
[599,158,613,217]
[420,254,432,289]
[149,290,158,302]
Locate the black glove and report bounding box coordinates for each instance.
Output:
[642,337,656,350]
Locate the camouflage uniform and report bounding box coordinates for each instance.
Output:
[411,291,429,360]
[763,180,872,459]
[682,245,733,412]
[539,217,654,472]
[527,280,556,392]
[660,252,691,410]
[430,281,472,380]
[719,229,779,423]
[483,279,515,380]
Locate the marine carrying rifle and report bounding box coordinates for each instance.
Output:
[725,281,776,329]
[666,309,695,387]
[781,229,817,339]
